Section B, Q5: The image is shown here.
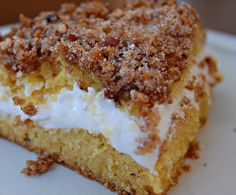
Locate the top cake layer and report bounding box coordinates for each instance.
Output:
[0,0,202,104]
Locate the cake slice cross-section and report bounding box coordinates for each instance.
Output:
[0,1,222,194]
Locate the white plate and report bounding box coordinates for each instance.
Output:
[0,26,236,195]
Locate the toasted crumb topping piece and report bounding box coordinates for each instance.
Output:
[186,139,200,160]
[13,96,37,116]
[0,0,200,104]
[183,164,192,172]
[199,56,223,86]
[21,156,55,176]
[22,103,38,116]
[12,96,26,106]
[15,115,35,128]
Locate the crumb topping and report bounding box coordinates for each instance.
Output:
[13,96,37,116]
[180,96,192,108]
[186,139,200,160]
[185,56,222,103]
[15,115,35,127]
[136,133,160,154]
[21,156,55,176]
[0,0,199,104]
[183,164,192,172]
[22,103,38,116]
[185,78,206,101]
[199,56,223,86]
[12,96,26,106]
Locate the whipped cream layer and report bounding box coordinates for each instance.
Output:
[0,54,213,173]
[0,83,161,172]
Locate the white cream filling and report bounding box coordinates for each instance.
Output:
[34,86,161,172]
[0,84,160,173]
[0,54,213,174]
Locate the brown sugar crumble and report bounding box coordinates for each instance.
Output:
[0,0,199,105]
[15,115,35,128]
[199,56,223,87]
[22,103,38,116]
[185,75,206,102]
[183,164,192,173]
[12,96,26,107]
[186,139,200,160]
[13,97,37,116]
[21,156,55,176]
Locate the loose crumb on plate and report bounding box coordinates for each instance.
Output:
[203,163,207,167]
[21,156,55,176]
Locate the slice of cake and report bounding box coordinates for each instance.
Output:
[0,1,222,194]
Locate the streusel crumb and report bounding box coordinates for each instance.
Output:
[186,139,200,160]
[21,156,55,176]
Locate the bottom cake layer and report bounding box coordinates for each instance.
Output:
[0,94,208,195]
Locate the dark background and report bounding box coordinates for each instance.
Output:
[0,0,235,35]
